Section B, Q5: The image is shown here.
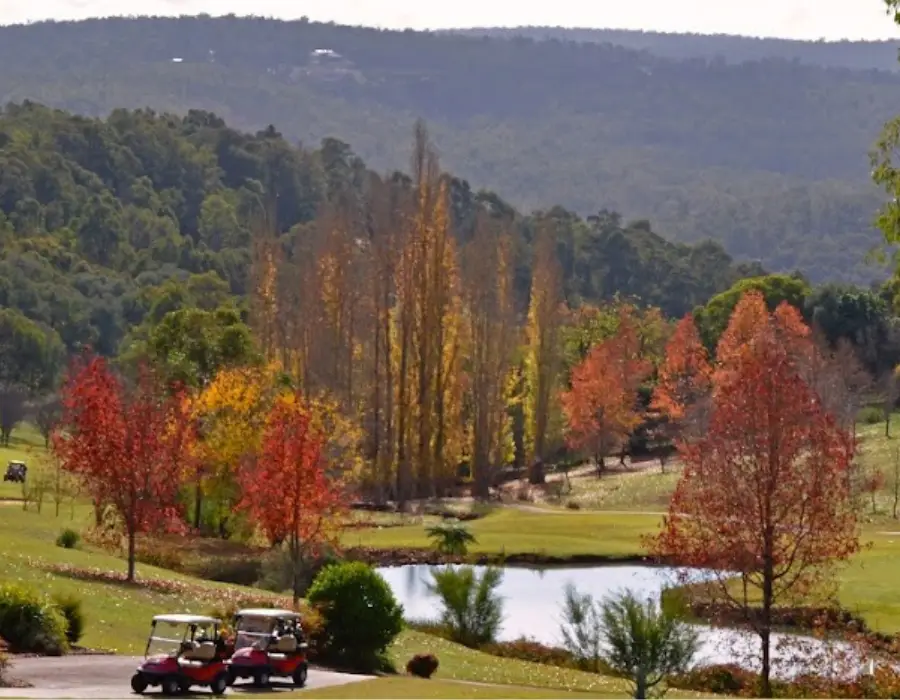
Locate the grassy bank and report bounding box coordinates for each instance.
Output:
[0,504,671,699]
[342,507,661,559]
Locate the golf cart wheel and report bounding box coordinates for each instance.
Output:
[130,673,148,694]
[293,664,308,688]
[210,673,228,696]
[161,676,181,696]
[253,670,270,687]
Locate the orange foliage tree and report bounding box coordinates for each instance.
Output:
[53,356,195,581]
[561,312,651,475]
[239,392,345,603]
[651,292,859,697]
[651,314,712,442]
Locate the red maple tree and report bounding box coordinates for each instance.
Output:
[561,314,651,474]
[53,356,194,581]
[651,314,712,440]
[238,393,344,603]
[651,293,859,697]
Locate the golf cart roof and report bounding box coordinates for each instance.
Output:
[234,609,300,619]
[152,614,220,625]
[7,460,25,466]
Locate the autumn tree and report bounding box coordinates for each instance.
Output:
[651,314,712,442]
[191,364,277,535]
[461,212,518,498]
[239,392,344,604]
[651,293,859,697]
[561,312,651,475]
[54,356,195,581]
[523,221,564,483]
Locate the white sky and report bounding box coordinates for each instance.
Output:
[0,0,897,41]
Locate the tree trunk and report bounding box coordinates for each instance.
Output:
[193,483,202,531]
[291,536,301,606]
[634,672,647,700]
[127,527,136,582]
[760,560,774,697]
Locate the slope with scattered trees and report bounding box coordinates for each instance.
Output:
[0,16,897,283]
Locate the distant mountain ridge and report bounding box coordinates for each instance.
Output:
[449,26,900,71]
[0,15,897,285]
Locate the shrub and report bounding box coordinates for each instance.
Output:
[55,528,80,549]
[669,664,754,695]
[194,556,261,587]
[307,562,403,671]
[427,565,504,648]
[565,500,582,510]
[135,541,184,571]
[254,544,336,595]
[406,653,439,679]
[0,584,69,655]
[481,638,580,670]
[425,522,477,556]
[597,589,700,699]
[861,406,884,425]
[560,583,603,672]
[52,594,84,645]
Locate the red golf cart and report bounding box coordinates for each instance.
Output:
[226,608,309,688]
[130,614,230,696]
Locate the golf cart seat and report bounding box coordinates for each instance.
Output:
[180,641,217,662]
[271,636,297,654]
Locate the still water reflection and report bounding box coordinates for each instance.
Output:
[375,564,861,679]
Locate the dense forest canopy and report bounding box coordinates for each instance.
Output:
[0,102,757,373]
[450,27,900,72]
[0,16,897,284]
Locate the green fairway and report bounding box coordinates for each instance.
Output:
[342,507,662,559]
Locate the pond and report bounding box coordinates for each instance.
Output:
[375,564,863,679]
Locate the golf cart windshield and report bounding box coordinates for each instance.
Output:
[233,616,276,651]
[145,619,218,658]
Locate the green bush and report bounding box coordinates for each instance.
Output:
[860,406,884,425]
[55,529,80,549]
[0,584,69,655]
[307,562,403,671]
[425,522,477,556]
[194,556,261,587]
[427,566,504,648]
[52,594,84,645]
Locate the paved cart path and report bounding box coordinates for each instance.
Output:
[0,655,372,698]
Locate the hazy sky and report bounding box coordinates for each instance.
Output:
[0,0,898,41]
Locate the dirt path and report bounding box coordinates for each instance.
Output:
[0,656,372,698]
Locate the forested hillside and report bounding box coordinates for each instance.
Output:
[0,16,896,284]
[452,27,900,71]
[0,102,757,371]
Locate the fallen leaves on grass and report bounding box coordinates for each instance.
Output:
[391,631,624,694]
[37,561,293,609]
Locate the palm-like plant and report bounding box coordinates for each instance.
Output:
[599,589,700,699]
[426,565,504,648]
[425,521,477,555]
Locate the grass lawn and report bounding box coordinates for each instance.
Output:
[293,676,709,699]
[0,504,291,653]
[0,424,49,500]
[342,507,662,559]
[0,504,668,698]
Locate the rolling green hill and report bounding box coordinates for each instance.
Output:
[0,16,897,283]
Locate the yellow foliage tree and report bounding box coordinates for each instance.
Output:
[191,363,278,535]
